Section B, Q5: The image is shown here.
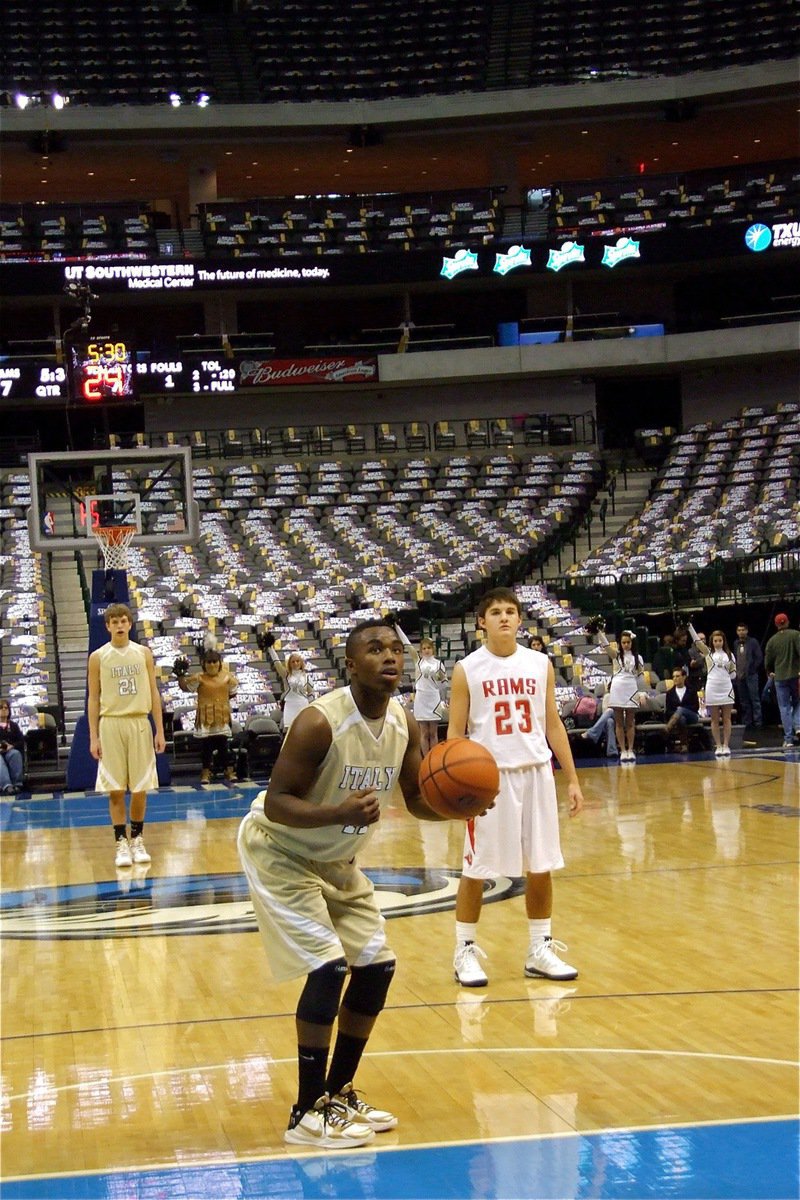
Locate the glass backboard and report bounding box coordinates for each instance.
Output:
[26,447,199,552]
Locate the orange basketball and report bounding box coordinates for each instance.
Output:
[418,738,500,820]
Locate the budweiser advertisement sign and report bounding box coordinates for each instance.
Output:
[239,356,378,386]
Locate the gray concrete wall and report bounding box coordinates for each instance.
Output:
[144,321,798,434]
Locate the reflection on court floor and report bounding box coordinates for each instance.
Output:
[1,755,798,1200]
[1,1118,797,1199]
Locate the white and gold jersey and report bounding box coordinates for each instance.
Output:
[250,686,409,862]
[97,640,152,717]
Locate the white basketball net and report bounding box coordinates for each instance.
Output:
[93,526,136,570]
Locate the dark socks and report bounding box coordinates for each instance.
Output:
[296,1045,329,1115]
[130,821,144,840]
[113,824,127,842]
[326,1032,368,1099]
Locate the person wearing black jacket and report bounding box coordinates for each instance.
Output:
[663,667,701,750]
[0,699,25,793]
[733,622,763,728]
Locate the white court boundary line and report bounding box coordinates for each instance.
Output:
[3,1046,796,1185]
[2,1106,798,1185]
[6,1043,798,1109]
[7,1044,797,1109]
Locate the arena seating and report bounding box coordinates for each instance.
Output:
[567,402,800,584]
[489,0,796,88]
[199,190,503,258]
[0,470,60,738]
[0,445,603,740]
[2,1,795,107]
[546,160,799,240]
[234,0,489,103]
[0,162,795,266]
[0,203,158,261]
[0,0,211,106]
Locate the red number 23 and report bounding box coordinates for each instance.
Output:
[494,698,533,735]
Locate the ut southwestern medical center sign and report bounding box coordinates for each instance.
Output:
[62,261,333,289]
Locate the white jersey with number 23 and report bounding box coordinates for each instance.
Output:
[460,643,550,768]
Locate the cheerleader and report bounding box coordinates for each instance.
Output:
[393,624,446,755]
[691,624,736,756]
[273,651,314,733]
[599,629,645,763]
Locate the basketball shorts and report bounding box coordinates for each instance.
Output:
[461,762,564,879]
[237,815,394,983]
[96,715,158,794]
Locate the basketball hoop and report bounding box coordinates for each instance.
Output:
[93,525,136,570]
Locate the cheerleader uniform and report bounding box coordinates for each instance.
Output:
[608,652,643,709]
[283,670,312,731]
[703,652,735,706]
[413,656,445,722]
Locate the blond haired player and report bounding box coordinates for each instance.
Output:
[448,587,583,988]
[88,602,165,868]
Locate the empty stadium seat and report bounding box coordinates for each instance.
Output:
[282,427,306,455]
[404,422,428,452]
[433,421,457,451]
[375,424,398,453]
[491,419,515,448]
[465,419,489,448]
[345,425,366,453]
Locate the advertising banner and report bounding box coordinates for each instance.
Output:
[238,356,378,386]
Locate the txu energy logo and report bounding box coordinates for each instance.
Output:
[0,869,522,940]
[745,223,772,252]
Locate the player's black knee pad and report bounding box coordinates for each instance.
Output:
[342,958,396,1018]
[296,958,348,1027]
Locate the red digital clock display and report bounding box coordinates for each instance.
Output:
[70,340,136,404]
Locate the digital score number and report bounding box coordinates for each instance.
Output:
[0,363,67,400]
[70,340,135,404]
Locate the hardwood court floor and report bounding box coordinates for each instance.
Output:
[1,749,798,1198]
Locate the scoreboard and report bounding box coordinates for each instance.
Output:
[69,340,136,403]
[0,354,239,403]
[0,360,68,401]
[0,352,377,401]
[136,358,237,393]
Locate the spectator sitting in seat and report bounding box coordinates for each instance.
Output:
[663,667,701,751]
[0,699,25,793]
[580,690,618,758]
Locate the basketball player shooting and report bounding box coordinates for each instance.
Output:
[448,587,584,989]
[237,618,494,1150]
